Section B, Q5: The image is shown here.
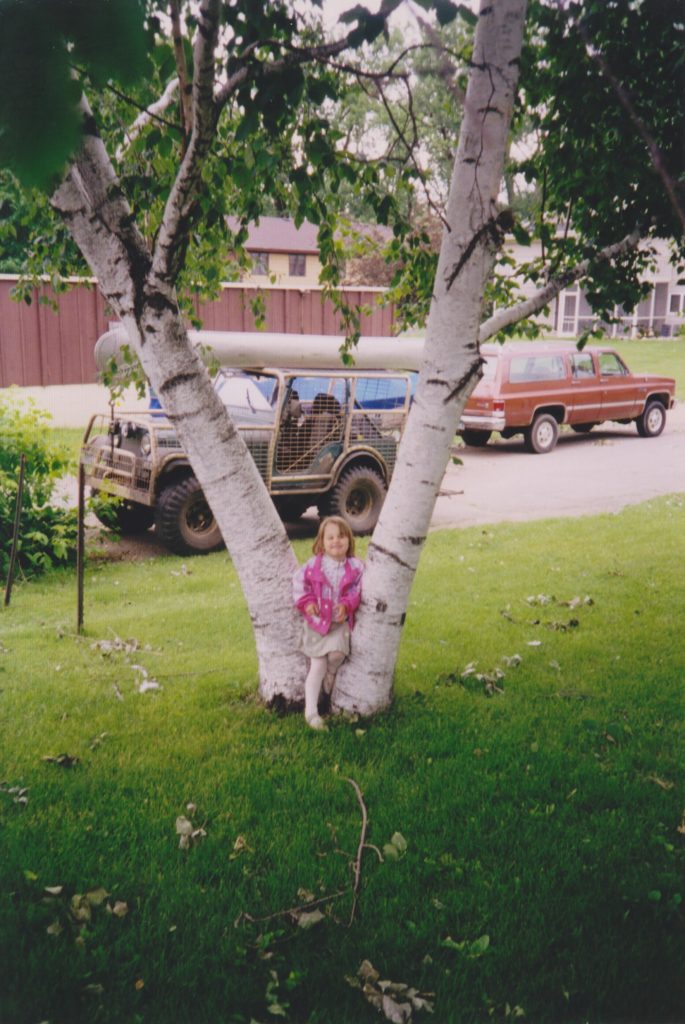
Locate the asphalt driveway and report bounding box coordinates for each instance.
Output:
[432,401,685,529]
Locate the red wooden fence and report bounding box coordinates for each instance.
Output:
[0,277,395,387]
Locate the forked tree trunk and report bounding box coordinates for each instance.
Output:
[52,0,526,717]
[335,0,527,714]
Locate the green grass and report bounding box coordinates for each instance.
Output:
[609,338,685,394]
[1,498,684,1023]
[49,427,87,467]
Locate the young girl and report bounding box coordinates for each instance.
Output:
[293,516,364,730]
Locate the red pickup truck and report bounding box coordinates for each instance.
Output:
[459,342,676,453]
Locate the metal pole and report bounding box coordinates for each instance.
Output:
[4,454,26,607]
[76,462,85,633]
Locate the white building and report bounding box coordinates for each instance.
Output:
[507,239,684,338]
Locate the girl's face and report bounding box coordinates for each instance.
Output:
[322,522,350,562]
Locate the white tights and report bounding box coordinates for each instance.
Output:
[304,651,346,719]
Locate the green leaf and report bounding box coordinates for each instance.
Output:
[469,933,490,956]
[390,832,408,854]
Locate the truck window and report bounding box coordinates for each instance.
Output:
[508,355,566,383]
[598,352,627,376]
[571,353,595,378]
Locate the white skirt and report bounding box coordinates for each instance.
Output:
[301,620,350,658]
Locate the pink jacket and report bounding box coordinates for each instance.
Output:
[293,554,364,636]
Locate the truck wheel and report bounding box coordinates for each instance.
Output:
[461,429,492,448]
[636,400,666,438]
[155,476,223,555]
[91,491,154,534]
[323,466,386,535]
[525,413,559,454]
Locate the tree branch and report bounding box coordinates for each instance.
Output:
[478,227,642,343]
[170,0,192,146]
[214,4,402,110]
[345,776,369,926]
[115,77,180,161]
[152,0,221,285]
[51,94,151,322]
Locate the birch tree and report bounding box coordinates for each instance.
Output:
[2,0,682,716]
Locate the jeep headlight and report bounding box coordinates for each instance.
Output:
[139,432,152,456]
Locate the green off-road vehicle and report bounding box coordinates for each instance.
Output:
[80,366,413,554]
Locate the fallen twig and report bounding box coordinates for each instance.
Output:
[234,888,349,928]
[345,776,369,925]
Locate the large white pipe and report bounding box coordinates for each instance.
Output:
[94,327,424,374]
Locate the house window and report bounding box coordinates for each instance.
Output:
[251,252,269,275]
[669,293,683,314]
[288,253,306,277]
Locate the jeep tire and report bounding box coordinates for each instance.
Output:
[155,476,223,555]
[323,465,386,535]
[525,413,559,454]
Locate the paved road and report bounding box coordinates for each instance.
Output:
[76,403,684,559]
[431,402,685,530]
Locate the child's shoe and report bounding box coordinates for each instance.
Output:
[305,713,328,732]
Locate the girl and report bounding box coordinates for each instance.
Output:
[293,516,364,730]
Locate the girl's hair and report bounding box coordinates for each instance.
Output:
[313,516,355,557]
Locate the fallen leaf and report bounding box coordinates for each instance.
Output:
[111,900,129,918]
[46,918,63,936]
[230,834,251,859]
[390,832,408,854]
[86,887,109,907]
[526,640,542,647]
[382,994,413,1023]
[70,895,92,924]
[354,960,433,1021]
[134,979,145,991]
[44,885,64,896]
[42,753,79,768]
[294,908,325,930]
[359,961,380,984]
[137,679,161,693]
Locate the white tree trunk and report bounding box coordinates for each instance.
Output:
[52,105,306,706]
[335,0,528,714]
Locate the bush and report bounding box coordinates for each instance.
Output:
[0,390,77,579]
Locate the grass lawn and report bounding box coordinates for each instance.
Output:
[1,498,684,1023]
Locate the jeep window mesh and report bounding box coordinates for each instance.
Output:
[275,376,346,475]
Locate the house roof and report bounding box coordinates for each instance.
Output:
[226,216,319,255]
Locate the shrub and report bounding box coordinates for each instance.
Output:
[0,390,77,579]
